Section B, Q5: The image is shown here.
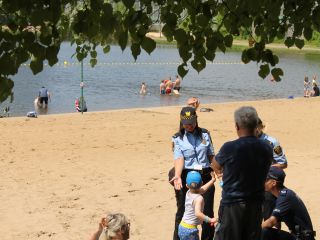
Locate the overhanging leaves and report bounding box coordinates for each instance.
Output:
[271,68,284,81]
[141,37,156,55]
[1,0,320,102]
[191,56,206,73]
[178,63,189,78]
[118,31,128,51]
[0,76,14,102]
[258,64,270,79]
[30,57,44,75]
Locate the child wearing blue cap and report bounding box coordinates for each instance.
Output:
[178,171,216,240]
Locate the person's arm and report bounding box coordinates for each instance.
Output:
[169,137,185,190]
[211,157,223,178]
[199,172,215,194]
[208,155,214,164]
[272,140,287,169]
[169,157,184,190]
[261,216,278,229]
[272,163,287,169]
[89,217,106,240]
[194,197,216,226]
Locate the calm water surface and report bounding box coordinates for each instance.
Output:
[2,42,320,116]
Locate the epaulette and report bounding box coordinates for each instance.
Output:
[200,128,210,133]
[172,132,181,138]
[280,189,287,196]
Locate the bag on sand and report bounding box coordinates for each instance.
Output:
[27,111,38,118]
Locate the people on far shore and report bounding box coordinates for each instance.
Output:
[312,75,317,85]
[140,82,147,95]
[89,212,130,240]
[310,83,319,97]
[304,76,311,97]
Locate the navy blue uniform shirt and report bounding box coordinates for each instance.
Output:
[272,188,314,233]
[216,136,273,205]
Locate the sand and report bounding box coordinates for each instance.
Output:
[0,97,319,240]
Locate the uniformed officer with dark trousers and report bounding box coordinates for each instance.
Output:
[256,118,288,226]
[170,106,215,240]
[261,166,316,240]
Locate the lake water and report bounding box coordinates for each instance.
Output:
[2,42,320,116]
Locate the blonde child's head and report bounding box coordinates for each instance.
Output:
[103,213,130,240]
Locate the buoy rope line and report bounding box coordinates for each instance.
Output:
[21,61,244,67]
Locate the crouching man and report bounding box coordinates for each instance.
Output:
[261,166,316,240]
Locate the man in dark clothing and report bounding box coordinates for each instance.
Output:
[211,106,273,240]
[261,166,315,240]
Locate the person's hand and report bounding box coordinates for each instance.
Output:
[90,217,107,240]
[98,217,107,232]
[210,172,216,182]
[215,171,223,181]
[169,176,182,190]
[209,218,218,227]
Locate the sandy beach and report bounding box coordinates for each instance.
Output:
[0,97,319,240]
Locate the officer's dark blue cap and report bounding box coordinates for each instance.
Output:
[180,106,197,125]
[267,166,286,183]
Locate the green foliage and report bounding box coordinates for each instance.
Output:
[1,0,320,102]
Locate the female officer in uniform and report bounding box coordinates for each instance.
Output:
[170,106,215,240]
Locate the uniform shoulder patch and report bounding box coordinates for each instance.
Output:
[274,145,283,155]
[201,128,213,143]
[280,189,287,196]
[266,140,273,146]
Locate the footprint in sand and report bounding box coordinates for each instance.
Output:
[110,194,119,198]
[128,189,139,193]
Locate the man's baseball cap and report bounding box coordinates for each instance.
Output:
[186,171,202,189]
[267,166,286,183]
[180,106,197,125]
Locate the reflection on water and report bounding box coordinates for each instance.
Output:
[2,42,320,116]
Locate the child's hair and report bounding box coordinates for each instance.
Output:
[103,213,130,240]
[189,182,201,189]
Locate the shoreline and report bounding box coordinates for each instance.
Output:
[0,97,319,239]
[147,32,320,53]
[3,96,306,119]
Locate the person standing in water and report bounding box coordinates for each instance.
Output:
[173,75,181,92]
[160,80,166,95]
[140,82,147,95]
[38,86,51,108]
